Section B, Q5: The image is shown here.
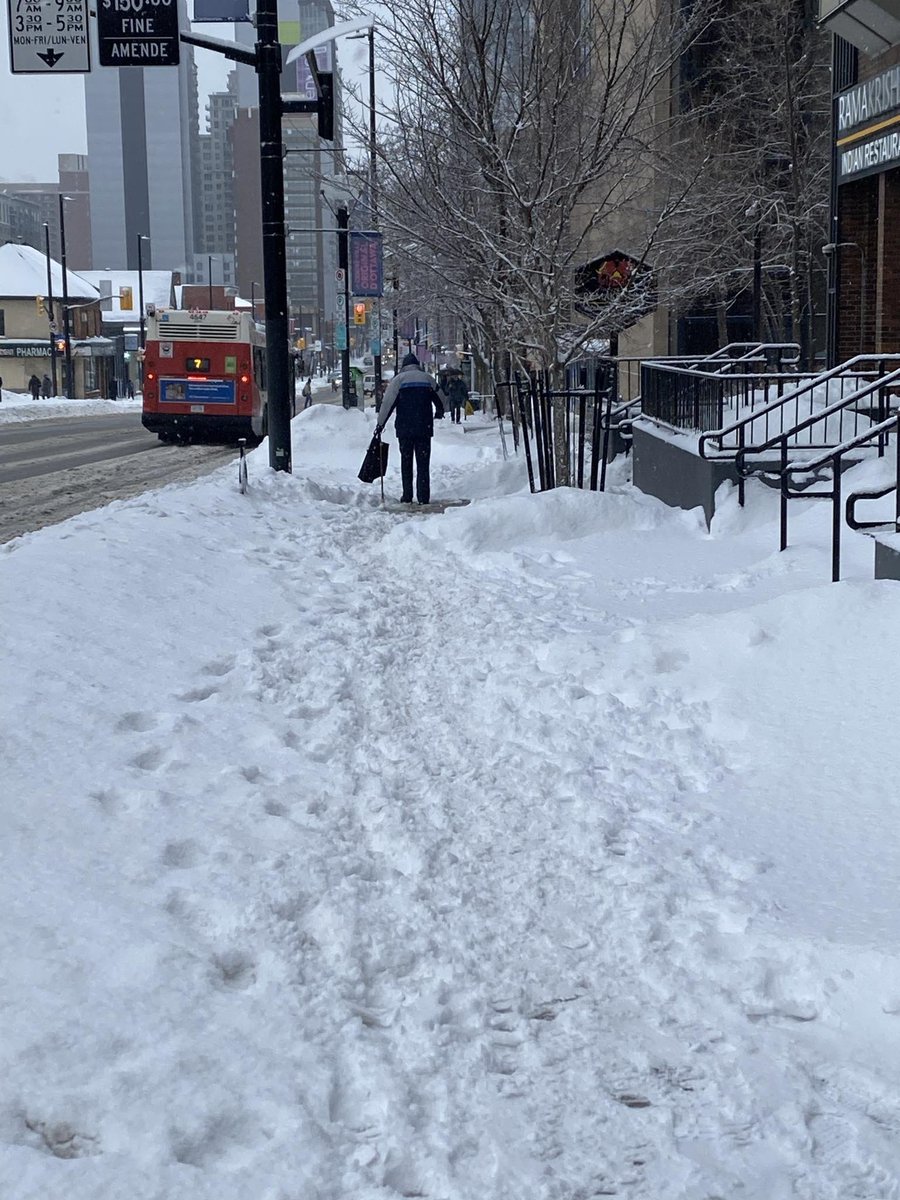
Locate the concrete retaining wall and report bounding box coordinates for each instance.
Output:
[631,422,740,526]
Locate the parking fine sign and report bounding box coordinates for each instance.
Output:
[7,0,90,73]
[97,0,180,66]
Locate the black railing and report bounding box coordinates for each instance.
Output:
[776,411,900,581]
[698,355,900,461]
[510,371,616,494]
[641,360,809,432]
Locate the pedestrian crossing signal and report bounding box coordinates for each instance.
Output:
[353,302,367,326]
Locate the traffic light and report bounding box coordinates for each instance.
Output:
[119,286,133,310]
[55,337,66,353]
[317,72,334,141]
[353,302,367,326]
[36,295,45,314]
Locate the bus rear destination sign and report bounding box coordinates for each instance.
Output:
[97,0,180,66]
[7,0,91,74]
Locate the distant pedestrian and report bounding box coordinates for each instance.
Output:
[447,372,468,424]
[125,378,135,399]
[375,352,446,504]
[331,375,338,393]
[108,377,118,401]
[302,377,313,409]
[41,373,52,399]
[28,373,41,400]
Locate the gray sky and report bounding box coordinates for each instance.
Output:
[1,9,372,183]
[0,6,232,182]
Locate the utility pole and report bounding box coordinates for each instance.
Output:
[43,223,58,397]
[392,274,399,368]
[367,27,382,405]
[180,15,357,467]
[254,0,292,471]
[58,194,74,399]
[337,204,352,407]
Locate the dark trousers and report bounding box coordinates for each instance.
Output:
[398,437,432,503]
[450,401,462,423]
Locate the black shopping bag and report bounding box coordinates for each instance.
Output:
[358,434,389,483]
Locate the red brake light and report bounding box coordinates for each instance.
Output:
[147,371,155,381]
[240,374,250,384]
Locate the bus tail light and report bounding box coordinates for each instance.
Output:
[240,373,250,384]
[146,370,156,381]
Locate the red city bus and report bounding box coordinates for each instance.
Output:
[141,309,293,444]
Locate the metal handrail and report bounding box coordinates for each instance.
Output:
[846,482,899,531]
[768,409,900,581]
[698,354,900,460]
[733,367,900,476]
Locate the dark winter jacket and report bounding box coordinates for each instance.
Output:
[447,377,468,407]
[378,363,446,440]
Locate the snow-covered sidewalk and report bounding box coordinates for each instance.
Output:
[0,390,143,422]
[1,405,899,1199]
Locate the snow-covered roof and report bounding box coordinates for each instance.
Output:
[78,270,174,323]
[0,242,98,301]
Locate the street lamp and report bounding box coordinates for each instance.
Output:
[43,222,58,396]
[286,16,375,411]
[349,23,381,404]
[137,233,150,349]
[208,254,214,310]
[58,194,74,398]
[822,242,867,355]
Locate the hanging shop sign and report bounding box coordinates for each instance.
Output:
[837,65,900,182]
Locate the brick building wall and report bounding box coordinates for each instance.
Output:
[837,167,900,357]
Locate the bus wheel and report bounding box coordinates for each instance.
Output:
[157,431,173,444]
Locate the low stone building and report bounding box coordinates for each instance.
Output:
[0,243,114,397]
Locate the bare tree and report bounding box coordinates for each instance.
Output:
[657,0,831,361]
[343,0,704,384]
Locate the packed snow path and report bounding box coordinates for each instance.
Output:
[2,405,900,1199]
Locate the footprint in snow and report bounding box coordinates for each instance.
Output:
[116,710,159,733]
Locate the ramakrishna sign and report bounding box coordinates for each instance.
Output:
[837,65,900,182]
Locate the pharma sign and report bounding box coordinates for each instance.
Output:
[7,0,90,73]
[97,0,180,66]
[837,64,900,182]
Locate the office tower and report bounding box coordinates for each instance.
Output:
[2,155,92,269]
[84,0,201,271]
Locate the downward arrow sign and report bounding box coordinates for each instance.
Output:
[37,48,64,67]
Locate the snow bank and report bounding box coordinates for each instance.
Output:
[2,407,900,1198]
[0,393,143,422]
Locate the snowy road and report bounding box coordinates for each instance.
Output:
[0,414,235,542]
[1,405,900,1198]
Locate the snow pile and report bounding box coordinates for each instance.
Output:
[1,406,899,1199]
[0,392,143,422]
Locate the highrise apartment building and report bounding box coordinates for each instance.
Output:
[84,0,201,272]
[199,72,238,261]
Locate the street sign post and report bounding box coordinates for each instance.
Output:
[7,0,90,73]
[97,0,180,66]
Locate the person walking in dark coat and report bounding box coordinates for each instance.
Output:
[447,372,468,423]
[41,374,52,399]
[376,352,446,503]
[28,374,41,400]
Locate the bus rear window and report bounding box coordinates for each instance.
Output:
[186,356,210,372]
